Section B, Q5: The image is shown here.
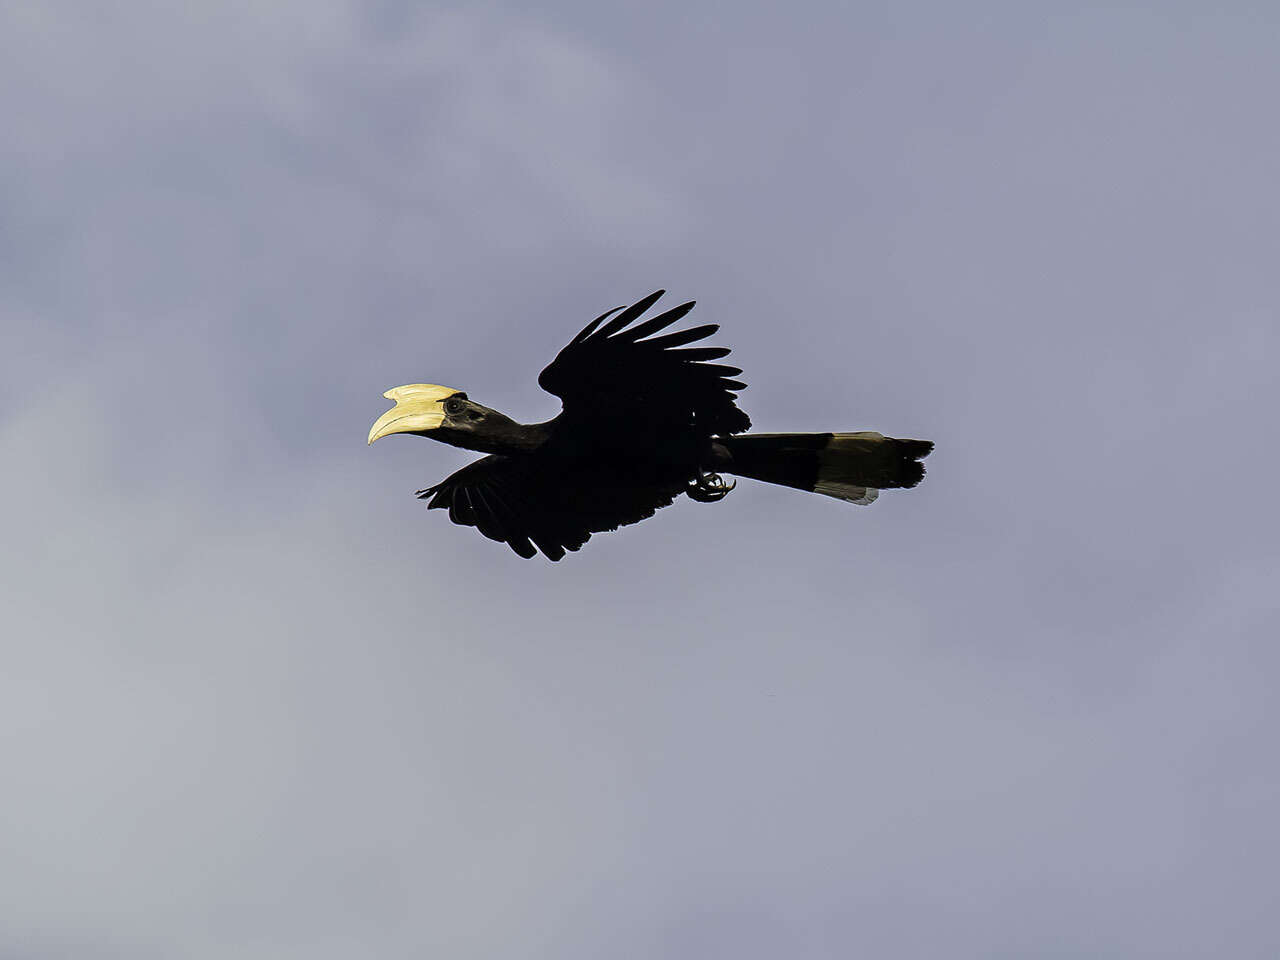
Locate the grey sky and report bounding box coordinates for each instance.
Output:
[3,2,1278,957]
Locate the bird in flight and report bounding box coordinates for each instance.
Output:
[368,291,932,560]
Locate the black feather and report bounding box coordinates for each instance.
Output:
[616,301,696,342]
[667,346,732,362]
[595,290,666,338]
[570,305,625,345]
[638,324,720,350]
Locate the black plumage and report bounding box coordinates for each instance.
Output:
[369,291,932,560]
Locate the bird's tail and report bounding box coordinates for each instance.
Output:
[715,432,934,505]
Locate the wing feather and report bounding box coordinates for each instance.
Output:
[664,346,733,362]
[636,324,720,350]
[569,305,626,346]
[538,291,751,437]
[416,452,684,560]
[593,289,666,338]
[616,301,697,342]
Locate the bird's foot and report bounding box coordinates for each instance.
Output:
[686,470,736,503]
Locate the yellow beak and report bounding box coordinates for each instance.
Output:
[367,384,461,444]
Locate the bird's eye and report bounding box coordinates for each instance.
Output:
[444,396,464,416]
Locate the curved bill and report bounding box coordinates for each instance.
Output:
[368,384,461,444]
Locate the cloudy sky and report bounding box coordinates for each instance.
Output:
[4,2,1278,957]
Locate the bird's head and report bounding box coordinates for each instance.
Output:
[368,384,523,453]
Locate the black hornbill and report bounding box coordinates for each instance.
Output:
[368,291,933,560]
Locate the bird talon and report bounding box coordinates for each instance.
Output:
[686,471,736,502]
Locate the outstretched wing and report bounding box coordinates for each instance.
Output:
[416,453,686,561]
[538,290,752,437]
